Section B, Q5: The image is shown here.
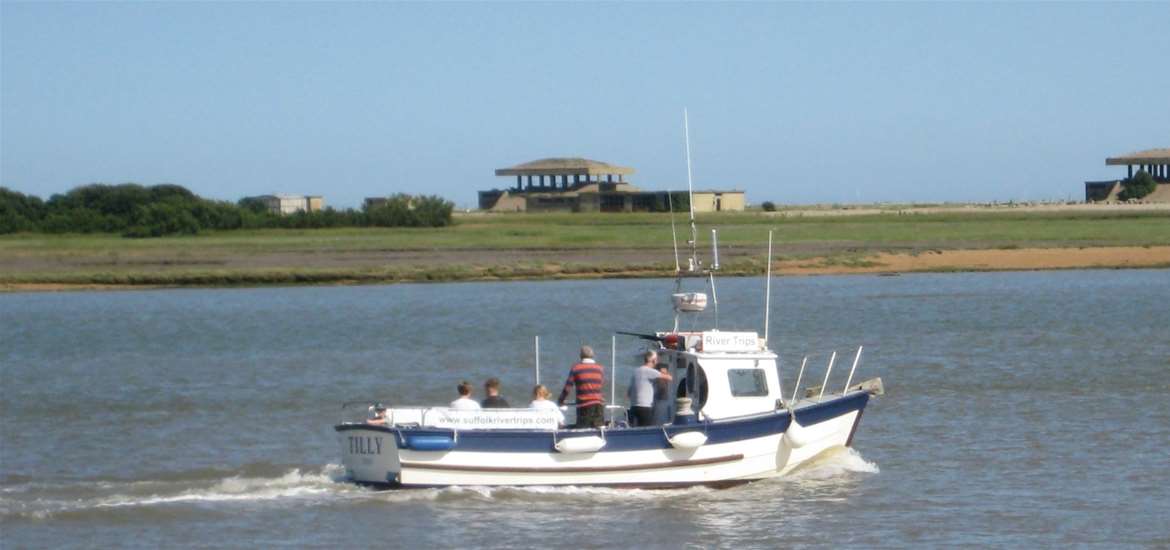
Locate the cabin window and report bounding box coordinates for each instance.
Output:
[728,369,769,397]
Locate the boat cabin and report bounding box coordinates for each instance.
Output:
[656,331,785,421]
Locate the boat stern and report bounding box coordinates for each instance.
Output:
[336,425,401,487]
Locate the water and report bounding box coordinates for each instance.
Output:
[2,270,1168,548]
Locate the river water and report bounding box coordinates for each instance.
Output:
[2,270,1168,548]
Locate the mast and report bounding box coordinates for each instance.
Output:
[670,109,712,332]
[684,108,699,273]
[669,192,681,277]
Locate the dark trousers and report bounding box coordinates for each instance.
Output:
[629,406,654,427]
[575,404,605,428]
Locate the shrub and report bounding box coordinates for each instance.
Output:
[1118,170,1157,201]
[411,195,455,227]
[761,201,776,212]
[365,194,454,228]
[0,187,46,233]
[124,201,201,237]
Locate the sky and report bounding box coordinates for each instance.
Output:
[2,2,1168,209]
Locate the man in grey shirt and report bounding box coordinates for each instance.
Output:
[627,350,672,426]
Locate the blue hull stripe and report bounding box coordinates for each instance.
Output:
[335,392,869,454]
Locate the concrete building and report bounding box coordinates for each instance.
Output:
[247,194,324,215]
[479,157,745,213]
[1085,148,1170,202]
[691,190,747,213]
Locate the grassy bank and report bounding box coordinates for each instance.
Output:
[2,209,1169,290]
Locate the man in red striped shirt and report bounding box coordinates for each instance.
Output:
[557,345,606,428]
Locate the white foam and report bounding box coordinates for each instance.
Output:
[2,464,359,520]
[785,447,880,480]
[97,464,354,508]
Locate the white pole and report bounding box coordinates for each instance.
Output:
[711,229,720,270]
[775,357,784,405]
[684,109,698,270]
[843,345,864,393]
[534,335,540,385]
[708,271,719,330]
[791,356,807,403]
[764,230,773,344]
[819,351,837,399]
[684,109,695,222]
[669,192,680,273]
[611,334,617,406]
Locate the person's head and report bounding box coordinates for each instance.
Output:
[643,350,658,365]
[457,380,473,397]
[484,377,501,396]
[580,345,594,360]
[532,384,550,401]
[371,403,387,418]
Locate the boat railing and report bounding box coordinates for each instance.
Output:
[604,405,629,428]
[339,400,394,425]
[339,402,562,431]
[784,346,883,403]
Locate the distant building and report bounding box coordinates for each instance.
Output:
[246,194,324,215]
[478,157,745,213]
[363,196,415,210]
[1085,148,1170,202]
[690,190,747,213]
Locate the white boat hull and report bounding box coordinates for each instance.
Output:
[336,393,867,488]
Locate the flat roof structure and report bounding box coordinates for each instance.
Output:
[1106,148,1170,165]
[1103,148,1170,181]
[495,158,634,177]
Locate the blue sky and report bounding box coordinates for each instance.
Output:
[2,2,1168,209]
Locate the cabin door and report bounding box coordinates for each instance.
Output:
[675,357,709,416]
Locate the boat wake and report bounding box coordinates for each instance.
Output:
[0,463,356,522]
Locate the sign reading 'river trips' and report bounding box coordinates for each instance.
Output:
[701,331,760,352]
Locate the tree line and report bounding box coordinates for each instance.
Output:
[0,184,454,237]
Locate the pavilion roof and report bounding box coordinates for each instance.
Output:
[1106,148,1170,165]
[495,157,635,176]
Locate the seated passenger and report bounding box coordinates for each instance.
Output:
[365,403,388,425]
[480,377,511,408]
[528,384,565,427]
[449,380,482,410]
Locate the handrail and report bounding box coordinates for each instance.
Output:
[341,399,393,410]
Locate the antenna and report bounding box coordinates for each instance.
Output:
[764,229,773,344]
[684,108,698,272]
[668,192,680,274]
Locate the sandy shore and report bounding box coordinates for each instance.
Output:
[3,246,1166,292]
[773,246,1170,275]
[762,201,1170,217]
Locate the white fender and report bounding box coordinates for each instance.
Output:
[555,435,606,453]
[783,418,815,448]
[668,431,708,449]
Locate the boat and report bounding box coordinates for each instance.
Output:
[334,112,884,489]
